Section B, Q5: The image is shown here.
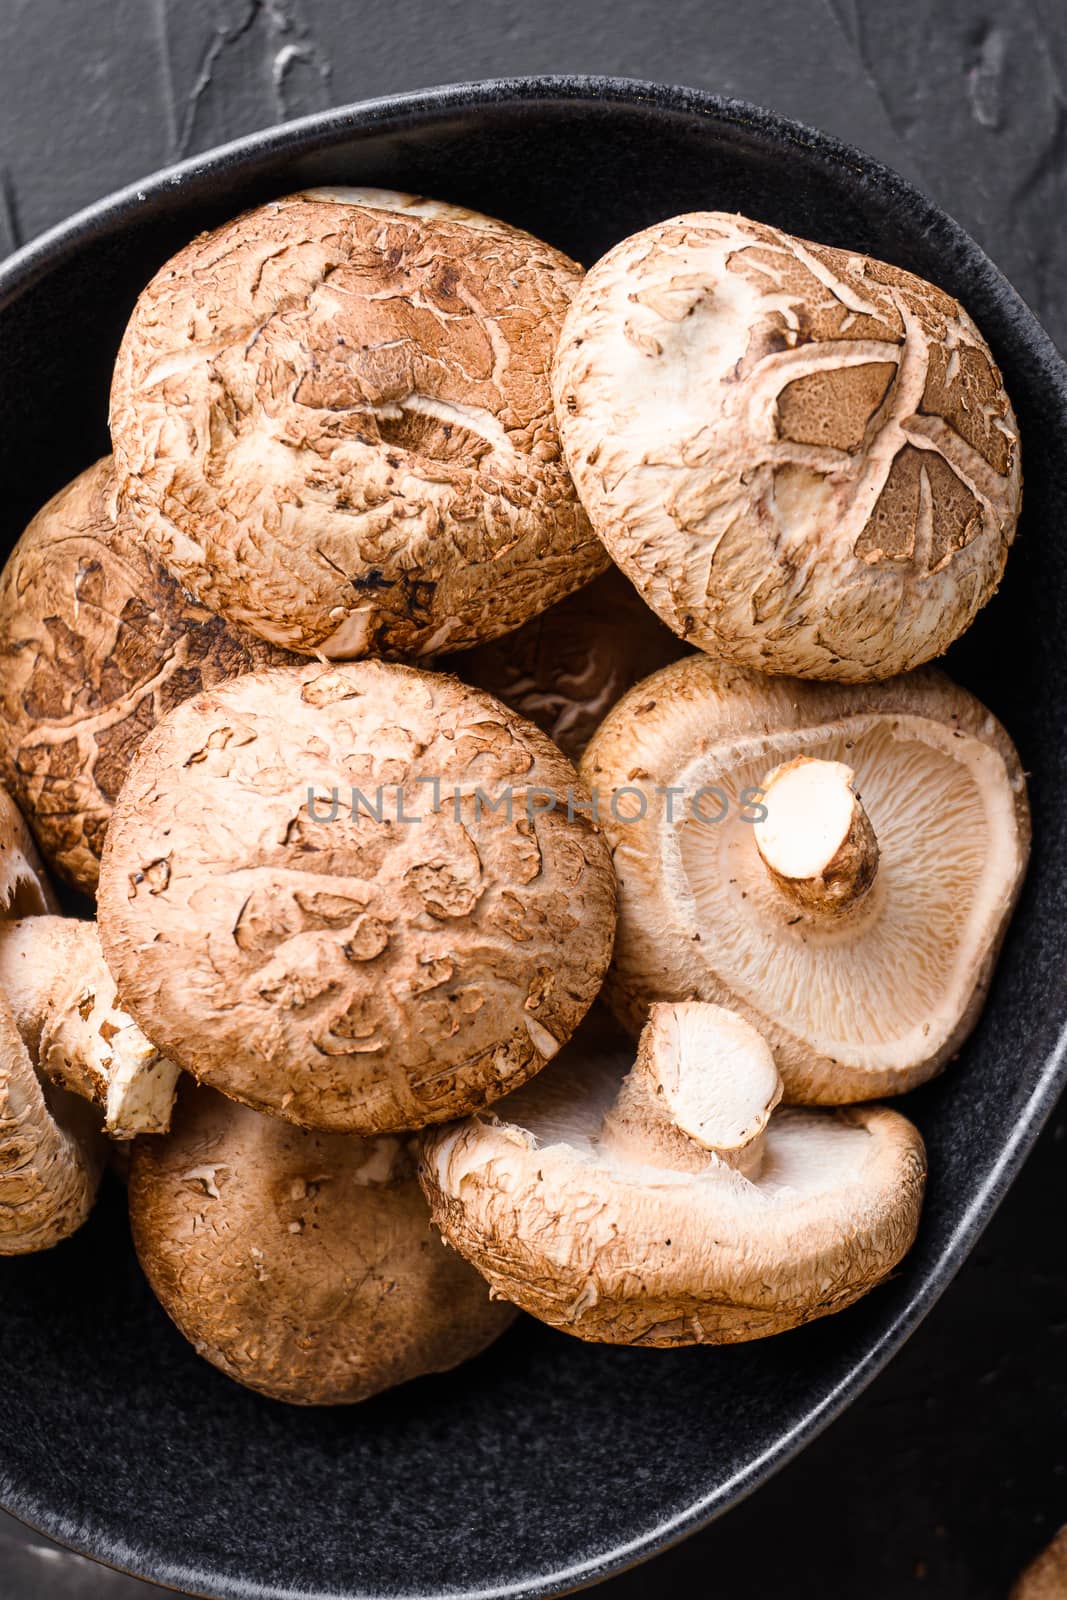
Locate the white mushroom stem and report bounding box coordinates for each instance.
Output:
[601,1002,783,1178]
[753,757,879,919]
[0,918,180,1139]
[0,995,102,1254]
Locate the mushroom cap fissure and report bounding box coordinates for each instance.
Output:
[553,211,1021,682]
[580,655,1029,1103]
[110,191,605,659]
[129,1082,514,1404]
[97,660,617,1133]
[0,457,291,892]
[419,1042,926,1345]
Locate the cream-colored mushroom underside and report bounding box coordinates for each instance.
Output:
[480,1054,872,1204]
[641,712,1019,1069]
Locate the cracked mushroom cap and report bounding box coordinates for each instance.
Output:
[110,187,605,660]
[98,660,617,1133]
[0,456,292,893]
[580,654,1029,1103]
[129,1081,514,1404]
[447,565,689,762]
[0,788,103,1253]
[553,211,1021,681]
[420,1001,926,1344]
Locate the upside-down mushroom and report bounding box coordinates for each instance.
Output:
[580,654,1029,1103]
[420,1001,926,1343]
[0,456,291,893]
[0,789,103,1253]
[98,660,617,1133]
[448,565,688,761]
[110,188,605,659]
[553,211,1021,681]
[130,1081,515,1404]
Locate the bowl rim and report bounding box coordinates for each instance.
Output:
[1,71,1065,1600]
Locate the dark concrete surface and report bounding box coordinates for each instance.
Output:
[1,2,1065,1595]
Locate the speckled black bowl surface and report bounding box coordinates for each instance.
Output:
[0,76,1065,1600]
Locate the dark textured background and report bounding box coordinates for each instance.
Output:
[1,3,1065,1596]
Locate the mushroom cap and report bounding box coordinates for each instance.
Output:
[1012,1528,1067,1600]
[553,210,1021,681]
[0,786,55,918]
[98,660,617,1132]
[129,1081,514,1404]
[447,565,688,761]
[0,457,291,892]
[419,1005,926,1344]
[580,654,1029,1102]
[0,787,102,1252]
[110,188,605,659]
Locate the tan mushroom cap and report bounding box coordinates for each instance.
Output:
[420,1002,926,1344]
[580,655,1029,1103]
[448,565,689,761]
[110,188,605,660]
[0,457,291,893]
[129,1081,515,1404]
[1012,1527,1067,1600]
[98,660,617,1133]
[553,210,1021,681]
[0,789,103,1252]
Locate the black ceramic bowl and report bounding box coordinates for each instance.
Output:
[1,76,1065,1600]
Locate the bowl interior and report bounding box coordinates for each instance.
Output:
[2,79,1066,1600]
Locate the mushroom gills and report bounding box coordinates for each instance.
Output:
[420,1002,927,1345]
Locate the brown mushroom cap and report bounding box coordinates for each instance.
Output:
[129,1081,515,1404]
[110,188,606,659]
[98,660,617,1133]
[1012,1527,1067,1600]
[0,789,103,1252]
[553,211,1021,681]
[0,457,291,893]
[420,1002,926,1344]
[447,565,689,761]
[580,655,1029,1103]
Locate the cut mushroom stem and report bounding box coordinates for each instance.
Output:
[0,918,180,1139]
[754,757,879,919]
[601,1002,783,1178]
[0,994,103,1254]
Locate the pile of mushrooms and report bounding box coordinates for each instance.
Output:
[0,188,1030,1402]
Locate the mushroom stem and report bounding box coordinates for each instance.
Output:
[0,995,103,1254]
[600,1002,783,1178]
[753,756,879,920]
[0,918,180,1139]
